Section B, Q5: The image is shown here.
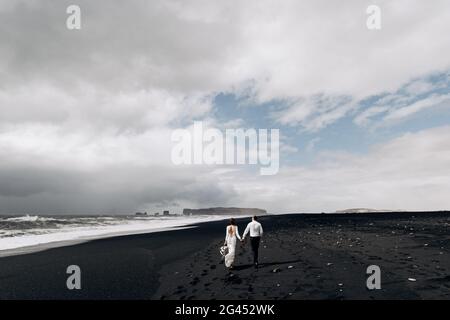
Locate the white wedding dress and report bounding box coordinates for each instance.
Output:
[224,225,242,268]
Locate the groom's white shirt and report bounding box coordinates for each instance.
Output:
[243,220,263,238]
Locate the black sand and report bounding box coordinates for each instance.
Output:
[1,212,450,299]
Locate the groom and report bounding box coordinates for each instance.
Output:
[242,215,264,268]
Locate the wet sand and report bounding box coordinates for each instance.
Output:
[1,212,449,299]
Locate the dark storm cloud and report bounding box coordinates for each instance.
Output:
[0,0,242,214]
[0,163,237,214]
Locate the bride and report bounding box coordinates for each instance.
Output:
[223,218,242,269]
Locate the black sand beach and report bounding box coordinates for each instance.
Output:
[1,212,449,300]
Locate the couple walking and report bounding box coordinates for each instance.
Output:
[223,216,263,269]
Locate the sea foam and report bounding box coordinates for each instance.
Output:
[0,215,228,255]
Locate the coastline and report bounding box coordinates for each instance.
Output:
[1,212,449,299]
[0,215,234,257]
[0,225,196,258]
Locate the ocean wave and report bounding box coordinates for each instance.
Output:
[5,215,56,222]
[0,215,228,253]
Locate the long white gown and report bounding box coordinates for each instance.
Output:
[224,225,242,268]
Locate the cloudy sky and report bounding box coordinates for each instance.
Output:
[0,0,449,214]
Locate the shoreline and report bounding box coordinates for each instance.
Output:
[0,225,197,258]
[0,215,236,257]
[0,212,449,299]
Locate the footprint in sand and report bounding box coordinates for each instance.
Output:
[190,277,200,286]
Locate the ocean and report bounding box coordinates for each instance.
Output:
[0,214,227,255]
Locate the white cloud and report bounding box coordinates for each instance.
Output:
[354,105,389,126]
[306,137,321,153]
[404,79,435,95]
[0,83,213,130]
[272,95,355,131]
[226,126,450,212]
[383,93,450,122]
[354,75,450,127]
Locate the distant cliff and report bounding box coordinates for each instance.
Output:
[335,208,394,213]
[183,207,267,216]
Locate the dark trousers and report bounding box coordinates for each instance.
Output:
[250,236,261,264]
